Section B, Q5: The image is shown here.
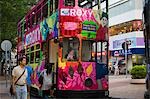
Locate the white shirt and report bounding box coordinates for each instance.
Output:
[41,69,52,90]
[12,66,28,85]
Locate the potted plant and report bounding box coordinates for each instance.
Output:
[130,65,146,84]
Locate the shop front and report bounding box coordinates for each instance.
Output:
[109,31,145,71]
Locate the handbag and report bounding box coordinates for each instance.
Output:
[10,69,26,95]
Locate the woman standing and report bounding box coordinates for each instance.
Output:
[40,63,53,99]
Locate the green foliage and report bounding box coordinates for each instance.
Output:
[0,0,36,48]
[130,65,146,79]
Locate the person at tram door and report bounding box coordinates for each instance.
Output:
[38,63,53,99]
[25,56,33,99]
[96,63,108,90]
[65,48,77,61]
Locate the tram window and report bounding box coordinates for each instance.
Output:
[78,0,92,8]
[55,0,58,11]
[20,25,23,35]
[50,0,53,15]
[24,22,26,32]
[42,42,46,51]
[42,2,48,18]
[64,0,75,7]
[30,52,34,64]
[31,46,34,51]
[63,38,79,61]
[26,54,30,63]
[35,51,40,63]
[36,5,41,24]
[26,18,30,30]
[95,42,107,64]
[36,44,40,50]
[81,40,94,62]
[27,48,30,53]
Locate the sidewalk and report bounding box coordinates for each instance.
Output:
[109,75,146,99]
[0,75,13,99]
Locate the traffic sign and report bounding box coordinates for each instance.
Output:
[1,40,12,51]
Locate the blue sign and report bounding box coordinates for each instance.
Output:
[111,48,145,56]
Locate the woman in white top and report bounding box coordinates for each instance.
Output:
[40,63,53,99]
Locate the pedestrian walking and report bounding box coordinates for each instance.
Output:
[12,57,28,99]
[25,57,33,99]
[114,58,119,76]
[114,65,119,75]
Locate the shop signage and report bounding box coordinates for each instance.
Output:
[113,37,136,49]
[113,49,132,56]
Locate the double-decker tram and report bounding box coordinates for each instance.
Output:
[17,0,109,98]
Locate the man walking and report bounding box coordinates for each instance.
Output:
[12,57,28,99]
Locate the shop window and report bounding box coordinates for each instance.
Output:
[81,40,94,62]
[64,0,75,7]
[63,38,79,61]
[30,52,34,64]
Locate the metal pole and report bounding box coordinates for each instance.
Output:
[125,41,128,78]
[101,42,103,62]
[9,50,11,81]
[5,44,7,87]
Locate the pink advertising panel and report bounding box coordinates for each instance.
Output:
[24,25,42,46]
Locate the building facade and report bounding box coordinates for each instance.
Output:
[102,0,144,71]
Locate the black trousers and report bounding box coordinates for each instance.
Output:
[42,89,50,98]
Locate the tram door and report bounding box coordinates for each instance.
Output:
[49,40,58,86]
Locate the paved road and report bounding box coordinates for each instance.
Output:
[109,75,146,99]
[0,75,146,99]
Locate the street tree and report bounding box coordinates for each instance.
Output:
[0,0,36,49]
